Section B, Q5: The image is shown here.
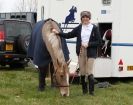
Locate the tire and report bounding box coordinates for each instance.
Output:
[17,35,31,54]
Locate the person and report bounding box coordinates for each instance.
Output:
[27,19,70,91]
[52,11,102,95]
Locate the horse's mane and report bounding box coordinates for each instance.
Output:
[42,19,66,71]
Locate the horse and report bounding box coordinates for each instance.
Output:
[102,29,112,57]
[42,19,70,96]
[64,6,77,31]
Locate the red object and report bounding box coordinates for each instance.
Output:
[0,31,5,41]
[105,29,112,40]
[118,59,123,65]
[118,59,123,71]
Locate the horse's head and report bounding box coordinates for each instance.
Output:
[53,62,69,97]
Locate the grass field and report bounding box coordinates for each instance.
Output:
[0,66,133,105]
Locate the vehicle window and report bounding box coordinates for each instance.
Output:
[19,22,32,36]
[5,21,18,37]
[5,21,32,37]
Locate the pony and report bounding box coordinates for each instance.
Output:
[42,19,69,96]
[102,29,112,57]
[64,6,77,30]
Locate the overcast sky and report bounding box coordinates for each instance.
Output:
[0,0,17,12]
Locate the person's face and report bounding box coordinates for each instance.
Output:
[81,16,90,25]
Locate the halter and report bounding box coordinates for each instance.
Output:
[52,69,69,87]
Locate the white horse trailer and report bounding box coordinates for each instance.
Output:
[0,12,37,25]
[37,0,133,78]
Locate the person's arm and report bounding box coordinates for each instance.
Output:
[53,26,78,39]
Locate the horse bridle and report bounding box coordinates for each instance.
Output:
[52,69,69,87]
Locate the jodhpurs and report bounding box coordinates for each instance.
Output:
[79,46,95,76]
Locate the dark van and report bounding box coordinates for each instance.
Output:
[0,19,32,68]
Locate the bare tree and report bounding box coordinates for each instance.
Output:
[27,0,38,12]
[0,1,2,11]
[16,0,38,12]
[17,0,26,12]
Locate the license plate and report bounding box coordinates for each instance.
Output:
[127,66,133,71]
[6,44,13,51]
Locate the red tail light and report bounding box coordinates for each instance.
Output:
[0,31,5,42]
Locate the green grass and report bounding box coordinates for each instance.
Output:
[0,66,133,105]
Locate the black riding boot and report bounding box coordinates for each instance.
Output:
[38,66,48,91]
[88,74,95,95]
[81,76,88,94]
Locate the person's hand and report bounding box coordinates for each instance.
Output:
[82,43,89,48]
[52,29,59,35]
[84,44,88,48]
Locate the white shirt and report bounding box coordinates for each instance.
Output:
[81,23,93,47]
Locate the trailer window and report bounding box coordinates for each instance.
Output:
[16,15,21,19]
[0,14,6,19]
[11,15,15,19]
[22,15,26,20]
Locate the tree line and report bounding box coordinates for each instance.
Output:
[17,0,38,12]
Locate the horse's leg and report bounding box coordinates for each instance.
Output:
[38,65,49,91]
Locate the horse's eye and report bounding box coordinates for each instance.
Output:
[60,75,63,78]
